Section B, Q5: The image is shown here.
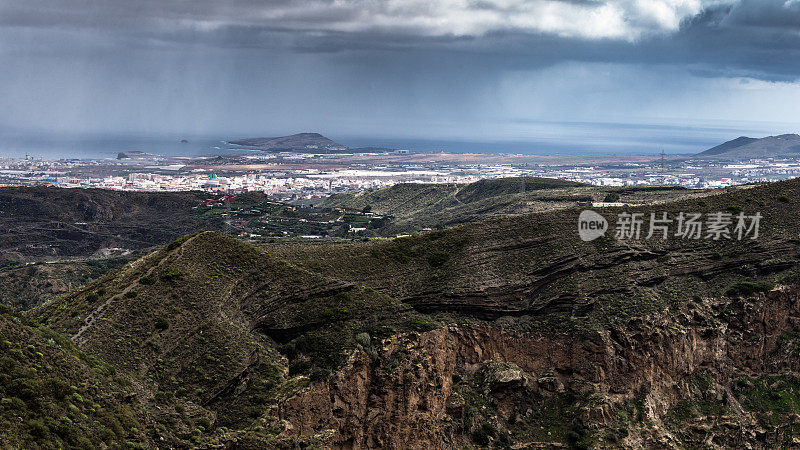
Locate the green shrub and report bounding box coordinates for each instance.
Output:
[733,375,800,418]
[309,367,330,381]
[47,378,73,400]
[96,425,116,442]
[139,275,156,285]
[725,281,772,297]
[405,318,437,332]
[355,332,371,348]
[473,423,496,445]
[779,195,790,203]
[27,418,48,438]
[53,419,73,439]
[160,267,183,281]
[291,332,348,374]
[566,425,590,450]
[197,417,211,430]
[15,378,42,401]
[380,237,417,263]
[426,250,450,268]
[1,396,26,411]
[154,317,169,331]
[0,356,16,370]
[166,239,184,251]
[320,306,350,321]
[603,193,620,202]
[359,324,396,340]
[124,291,138,298]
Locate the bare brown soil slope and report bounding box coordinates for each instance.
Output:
[0,187,230,262]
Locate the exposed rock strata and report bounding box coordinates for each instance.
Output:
[280,286,800,448]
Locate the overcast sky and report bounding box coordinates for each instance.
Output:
[1,0,798,147]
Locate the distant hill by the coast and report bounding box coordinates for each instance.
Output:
[228,132,393,153]
[696,133,800,159]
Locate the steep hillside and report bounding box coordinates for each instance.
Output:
[322,177,712,235]
[280,286,800,448]
[696,134,800,159]
[16,177,800,448]
[0,187,233,262]
[697,136,759,156]
[0,257,132,310]
[0,305,191,448]
[33,232,438,434]
[322,177,587,216]
[454,177,585,202]
[286,179,800,323]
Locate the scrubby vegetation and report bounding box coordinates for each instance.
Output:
[322,177,712,236]
[725,280,773,297]
[0,187,232,262]
[0,257,132,310]
[30,230,444,440]
[4,177,800,446]
[0,306,150,447]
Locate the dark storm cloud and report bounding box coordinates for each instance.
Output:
[0,0,717,41]
[724,0,800,28]
[2,0,797,79]
[663,1,800,80]
[0,0,798,138]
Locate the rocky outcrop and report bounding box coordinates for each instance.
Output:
[279,286,800,448]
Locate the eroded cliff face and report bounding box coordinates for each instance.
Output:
[279,286,800,448]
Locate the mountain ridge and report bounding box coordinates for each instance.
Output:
[698,136,758,156]
[321,177,711,235]
[696,133,800,159]
[10,177,800,447]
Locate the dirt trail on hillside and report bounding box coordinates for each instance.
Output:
[72,233,205,343]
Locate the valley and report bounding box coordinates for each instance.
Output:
[3,177,800,447]
[0,178,718,310]
[5,0,798,445]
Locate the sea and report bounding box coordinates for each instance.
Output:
[0,121,783,160]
